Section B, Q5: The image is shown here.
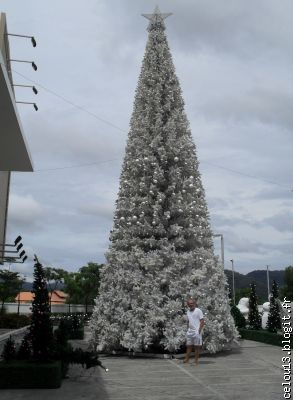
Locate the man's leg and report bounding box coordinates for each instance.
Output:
[183,345,193,363]
[193,345,200,365]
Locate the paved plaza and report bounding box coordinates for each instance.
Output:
[0,335,282,400]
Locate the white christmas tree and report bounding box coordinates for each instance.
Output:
[90,7,238,353]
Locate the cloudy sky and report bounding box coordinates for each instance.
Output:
[2,0,293,279]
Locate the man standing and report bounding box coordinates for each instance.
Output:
[184,298,204,365]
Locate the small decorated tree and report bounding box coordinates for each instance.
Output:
[266,280,281,333]
[1,336,16,362]
[30,255,54,361]
[17,333,31,360]
[230,305,246,329]
[248,283,261,330]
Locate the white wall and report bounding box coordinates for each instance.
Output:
[3,302,93,314]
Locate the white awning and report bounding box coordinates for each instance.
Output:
[0,51,33,171]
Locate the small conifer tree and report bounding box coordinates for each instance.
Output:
[230,305,246,329]
[30,255,54,361]
[266,280,281,333]
[17,333,32,360]
[248,283,261,330]
[1,336,16,362]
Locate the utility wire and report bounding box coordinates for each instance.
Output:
[34,158,120,172]
[202,161,292,190]
[10,67,127,134]
[8,66,292,191]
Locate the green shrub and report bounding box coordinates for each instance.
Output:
[53,315,84,340]
[0,360,62,388]
[17,333,32,360]
[69,329,84,340]
[0,313,30,329]
[239,328,283,346]
[1,336,16,362]
[230,305,246,329]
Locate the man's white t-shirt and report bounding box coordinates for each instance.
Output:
[187,307,204,335]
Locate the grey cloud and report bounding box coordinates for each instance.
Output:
[7,194,44,232]
[211,214,246,228]
[226,235,266,255]
[261,212,293,233]
[199,88,293,131]
[252,187,293,201]
[207,197,229,210]
[167,0,293,60]
[78,203,115,221]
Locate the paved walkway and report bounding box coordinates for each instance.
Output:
[0,333,282,400]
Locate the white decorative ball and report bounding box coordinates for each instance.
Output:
[132,216,137,221]
[179,209,183,213]
[174,157,179,162]
[153,179,158,183]
[152,221,156,225]
[189,184,193,188]
[120,217,125,221]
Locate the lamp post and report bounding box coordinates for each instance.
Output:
[230,259,236,305]
[266,265,270,301]
[17,275,25,315]
[213,234,225,268]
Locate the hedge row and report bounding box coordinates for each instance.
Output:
[0,314,31,329]
[0,360,62,388]
[239,329,283,346]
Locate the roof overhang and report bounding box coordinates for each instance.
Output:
[0,51,33,171]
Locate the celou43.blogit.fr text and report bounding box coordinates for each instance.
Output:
[282,298,291,399]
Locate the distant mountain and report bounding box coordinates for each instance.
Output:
[246,270,284,287]
[21,282,33,291]
[21,282,65,291]
[224,269,285,302]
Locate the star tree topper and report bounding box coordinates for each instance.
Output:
[142,5,172,22]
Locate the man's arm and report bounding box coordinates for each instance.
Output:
[199,318,204,334]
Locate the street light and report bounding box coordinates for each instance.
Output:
[6,33,37,47]
[213,234,225,268]
[9,59,38,71]
[13,84,38,94]
[0,236,27,264]
[230,259,236,305]
[15,101,38,111]
[266,265,270,301]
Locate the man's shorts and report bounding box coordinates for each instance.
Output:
[186,331,202,346]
